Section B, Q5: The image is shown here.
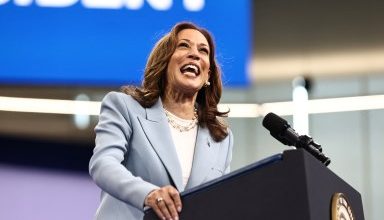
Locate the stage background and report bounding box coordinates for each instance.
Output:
[1,0,384,219]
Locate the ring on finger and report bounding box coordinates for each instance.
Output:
[156,197,164,204]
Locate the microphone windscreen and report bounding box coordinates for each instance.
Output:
[262,112,289,135]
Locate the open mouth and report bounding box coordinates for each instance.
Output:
[180,64,200,76]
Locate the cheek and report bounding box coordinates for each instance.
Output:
[203,57,210,69]
[167,56,179,74]
[202,59,210,75]
[169,54,183,71]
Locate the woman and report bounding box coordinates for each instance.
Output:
[89,22,233,220]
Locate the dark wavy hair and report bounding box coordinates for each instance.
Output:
[122,22,229,142]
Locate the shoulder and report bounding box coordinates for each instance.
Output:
[227,128,233,139]
[102,91,142,108]
[209,126,233,146]
[102,91,135,104]
[223,128,233,145]
[219,128,234,154]
[100,91,147,116]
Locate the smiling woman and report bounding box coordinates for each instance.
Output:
[122,22,228,141]
[89,22,233,220]
[166,29,210,95]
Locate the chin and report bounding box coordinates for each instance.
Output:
[180,85,201,94]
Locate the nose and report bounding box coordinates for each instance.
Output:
[187,46,200,60]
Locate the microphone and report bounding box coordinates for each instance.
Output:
[262,112,331,166]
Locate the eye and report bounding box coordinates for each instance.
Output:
[178,42,189,48]
[199,47,209,55]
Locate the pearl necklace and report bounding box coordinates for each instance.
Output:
[164,108,198,132]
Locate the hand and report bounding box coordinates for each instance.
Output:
[145,185,182,220]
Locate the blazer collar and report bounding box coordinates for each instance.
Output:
[139,98,219,191]
[137,98,184,191]
[145,98,164,122]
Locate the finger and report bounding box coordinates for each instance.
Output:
[157,197,172,220]
[152,205,166,220]
[169,189,182,212]
[163,194,179,220]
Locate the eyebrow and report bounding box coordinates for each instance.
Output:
[180,38,209,48]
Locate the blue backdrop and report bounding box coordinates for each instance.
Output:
[0,0,250,86]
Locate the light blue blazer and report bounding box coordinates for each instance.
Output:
[89,92,233,220]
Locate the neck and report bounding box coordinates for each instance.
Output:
[162,89,197,120]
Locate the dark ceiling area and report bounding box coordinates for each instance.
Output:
[254,0,384,56]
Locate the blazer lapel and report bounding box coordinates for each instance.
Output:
[137,99,184,191]
[185,126,218,189]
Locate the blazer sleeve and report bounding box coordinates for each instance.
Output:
[89,92,159,209]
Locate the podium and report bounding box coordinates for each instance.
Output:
[144,149,364,220]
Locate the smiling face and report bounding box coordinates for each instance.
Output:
[165,28,211,97]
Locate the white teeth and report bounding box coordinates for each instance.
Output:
[182,64,199,74]
[186,64,198,72]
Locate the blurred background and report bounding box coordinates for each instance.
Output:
[1,0,383,219]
